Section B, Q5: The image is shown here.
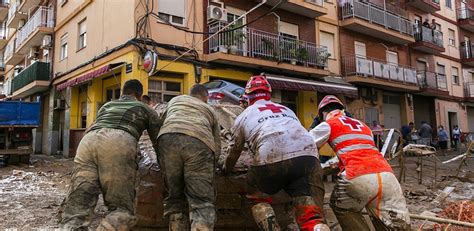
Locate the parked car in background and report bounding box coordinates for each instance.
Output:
[203,80,245,105]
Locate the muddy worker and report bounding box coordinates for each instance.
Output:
[157,84,220,230]
[310,95,410,230]
[60,79,162,230]
[220,75,329,231]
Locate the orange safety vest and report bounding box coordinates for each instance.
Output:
[326,113,393,180]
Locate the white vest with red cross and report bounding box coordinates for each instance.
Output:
[233,99,317,166]
[326,111,393,179]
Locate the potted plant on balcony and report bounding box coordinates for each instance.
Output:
[261,38,280,61]
[297,46,309,65]
[226,23,246,55]
[287,40,299,65]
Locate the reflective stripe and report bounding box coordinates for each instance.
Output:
[332,134,374,146]
[336,144,379,155]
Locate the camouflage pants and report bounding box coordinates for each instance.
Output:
[158,133,216,229]
[60,128,139,230]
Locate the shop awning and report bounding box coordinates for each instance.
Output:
[56,63,124,91]
[266,75,359,98]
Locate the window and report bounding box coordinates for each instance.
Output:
[78,19,86,50]
[354,41,366,57]
[158,0,186,26]
[320,31,335,58]
[279,21,299,39]
[452,67,459,85]
[148,79,182,103]
[386,51,398,64]
[445,0,452,9]
[448,29,456,47]
[105,85,120,102]
[60,33,68,60]
[437,64,445,75]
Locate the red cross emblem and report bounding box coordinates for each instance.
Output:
[340,116,364,131]
[258,104,286,113]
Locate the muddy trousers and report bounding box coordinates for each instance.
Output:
[330,172,411,231]
[60,128,139,230]
[158,133,216,231]
[247,156,327,231]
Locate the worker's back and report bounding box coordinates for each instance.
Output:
[90,95,158,140]
[159,95,219,153]
[325,110,392,179]
[234,99,316,166]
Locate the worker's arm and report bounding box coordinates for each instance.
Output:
[212,110,221,158]
[309,122,331,148]
[222,116,246,173]
[147,108,164,153]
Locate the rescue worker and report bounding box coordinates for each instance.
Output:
[220,75,329,231]
[157,84,221,231]
[310,95,410,230]
[60,79,162,230]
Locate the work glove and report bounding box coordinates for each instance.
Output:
[216,154,228,175]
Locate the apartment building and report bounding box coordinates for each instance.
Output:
[1,0,54,154]
[0,0,7,96]
[50,0,344,157]
[339,0,469,135]
[457,0,474,131]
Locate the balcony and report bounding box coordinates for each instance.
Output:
[0,0,8,19]
[15,7,54,55]
[417,71,449,96]
[340,0,415,44]
[11,61,50,98]
[265,0,327,18]
[4,38,23,66]
[412,26,445,54]
[0,25,6,49]
[7,0,27,29]
[457,7,474,32]
[206,22,330,78]
[17,0,41,13]
[406,0,440,13]
[461,41,474,66]
[342,55,419,91]
[465,82,474,101]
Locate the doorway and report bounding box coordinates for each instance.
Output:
[448,111,458,138]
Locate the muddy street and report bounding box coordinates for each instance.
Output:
[0,150,472,230]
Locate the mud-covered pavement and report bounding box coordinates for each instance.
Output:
[0,151,472,230]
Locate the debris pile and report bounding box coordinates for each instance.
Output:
[438,200,474,223]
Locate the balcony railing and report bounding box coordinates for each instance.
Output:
[4,38,15,60]
[15,6,53,50]
[11,61,50,92]
[465,82,474,98]
[208,22,329,68]
[461,41,474,60]
[305,0,323,7]
[342,55,418,85]
[7,0,17,20]
[341,0,414,36]
[0,25,6,39]
[414,26,443,47]
[457,7,474,20]
[417,71,447,91]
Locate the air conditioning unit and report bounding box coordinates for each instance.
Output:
[18,19,26,29]
[41,35,52,49]
[27,47,38,59]
[54,99,66,110]
[207,5,227,23]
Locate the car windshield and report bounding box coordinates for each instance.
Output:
[203,81,225,89]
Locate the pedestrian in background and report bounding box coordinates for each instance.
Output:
[452,125,462,151]
[370,120,383,149]
[419,121,433,146]
[437,125,448,153]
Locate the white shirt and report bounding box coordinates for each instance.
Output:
[231,99,318,166]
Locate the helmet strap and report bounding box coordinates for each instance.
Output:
[248,92,271,106]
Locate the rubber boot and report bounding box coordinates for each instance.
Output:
[169,213,189,231]
[293,196,328,231]
[251,202,281,231]
[96,211,137,231]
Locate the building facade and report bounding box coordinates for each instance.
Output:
[339,0,471,139]
[1,0,54,154]
[49,0,349,157]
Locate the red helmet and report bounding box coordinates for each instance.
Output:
[318,95,344,114]
[245,75,272,94]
